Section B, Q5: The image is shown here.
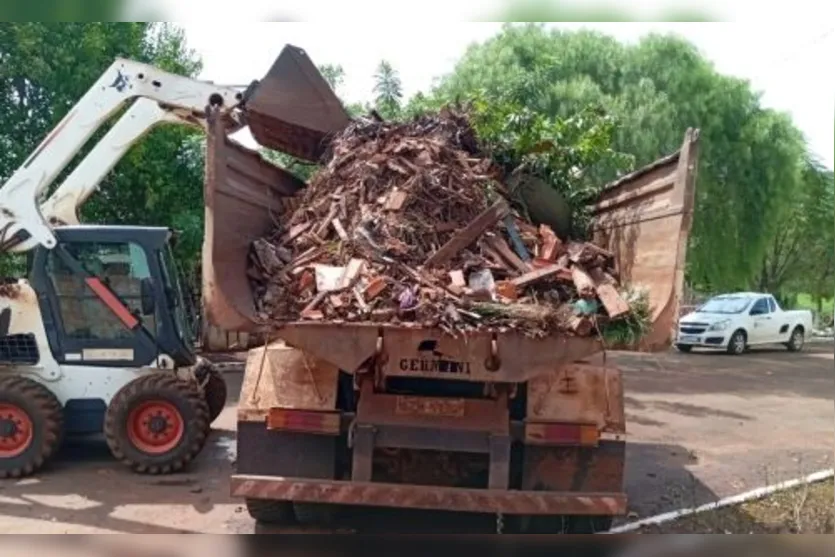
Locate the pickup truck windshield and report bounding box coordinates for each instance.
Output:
[698,296,753,314]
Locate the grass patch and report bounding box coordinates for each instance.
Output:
[795,293,834,321]
[636,478,834,534]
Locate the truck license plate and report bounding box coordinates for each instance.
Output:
[395,396,465,418]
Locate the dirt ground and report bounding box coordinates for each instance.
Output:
[0,342,831,533]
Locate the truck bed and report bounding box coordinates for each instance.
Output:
[201,123,700,359]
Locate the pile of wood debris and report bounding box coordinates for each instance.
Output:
[247,109,635,338]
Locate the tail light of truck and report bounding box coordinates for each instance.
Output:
[524,422,599,447]
[266,408,341,435]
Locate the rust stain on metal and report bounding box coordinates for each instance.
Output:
[527,364,625,434]
[395,395,466,418]
[276,322,602,383]
[230,475,627,516]
[357,380,508,434]
[0,283,21,300]
[521,442,626,497]
[589,128,700,352]
[244,44,351,162]
[201,107,306,333]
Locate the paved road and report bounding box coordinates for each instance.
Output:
[0,342,831,533]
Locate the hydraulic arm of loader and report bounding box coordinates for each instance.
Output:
[38,98,221,232]
[0,58,246,253]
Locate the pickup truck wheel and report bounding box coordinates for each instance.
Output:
[726,330,747,355]
[785,327,805,352]
[675,344,693,353]
[245,498,295,525]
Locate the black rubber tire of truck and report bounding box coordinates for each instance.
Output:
[0,375,64,479]
[245,498,296,525]
[508,513,614,534]
[199,365,228,424]
[292,502,340,526]
[104,373,210,475]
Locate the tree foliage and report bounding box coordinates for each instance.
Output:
[769,158,835,313]
[0,23,204,282]
[318,63,345,92]
[424,24,816,292]
[373,60,403,119]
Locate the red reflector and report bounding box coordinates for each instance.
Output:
[525,422,599,446]
[267,408,340,435]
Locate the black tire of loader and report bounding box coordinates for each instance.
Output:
[245,498,296,525]
[104,373,210,474]
[0,376,64,479]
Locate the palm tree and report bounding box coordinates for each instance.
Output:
[373,60,403,119]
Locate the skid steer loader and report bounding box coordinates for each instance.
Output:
[0,44,349,478]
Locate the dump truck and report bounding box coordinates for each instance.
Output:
[199,53,701,533]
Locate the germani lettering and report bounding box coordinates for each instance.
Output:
[398,358,471,375]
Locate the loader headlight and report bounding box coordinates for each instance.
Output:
[708,320,730,332]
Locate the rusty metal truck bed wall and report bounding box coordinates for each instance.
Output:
[202,113,305,333]
[589,128,700,351]
[275,322,603,380]
[203,111,699,356]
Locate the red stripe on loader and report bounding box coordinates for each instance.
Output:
[84,277,139,329]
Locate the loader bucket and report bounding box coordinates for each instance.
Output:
[202,45,351,335]
[243,44,352,162]
[201,110,306,333]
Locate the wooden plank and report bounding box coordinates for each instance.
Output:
[331,218,349,241]
[385,190,408,211]
[314,203,339,238]
[539,224,563,261]
[301,291,327,318]
[571,266,597,298]
[363,276,388,300]
[485,234,530,273]
[424,200,509,268]
[511,264,569,288]
[596,283,630,318]
[280,222,312,245]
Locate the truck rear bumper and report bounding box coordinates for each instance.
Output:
[230,474,627,516]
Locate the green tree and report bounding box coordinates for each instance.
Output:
[0,23,204,280]
[372,60,403,119]
[318,63,345,92]
[426,23,813,291]
[779,159,835,314]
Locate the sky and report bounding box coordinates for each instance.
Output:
[173,20,835,169]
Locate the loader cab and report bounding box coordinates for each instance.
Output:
[28,225,197,369]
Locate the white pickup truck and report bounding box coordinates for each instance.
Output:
[676,292,814,355]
